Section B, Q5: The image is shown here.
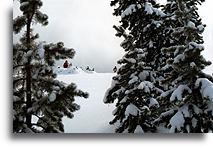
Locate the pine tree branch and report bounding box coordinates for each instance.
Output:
[31,123,45,131]
[199,72,213,82]
[13,78,26,85]
[13,64,24,69]
[32,114,49,126]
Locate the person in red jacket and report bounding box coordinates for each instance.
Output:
[63,60,69,68]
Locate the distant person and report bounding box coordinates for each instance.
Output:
[113,66,117,73]
[86,66,90,71]
[63,60,69,68]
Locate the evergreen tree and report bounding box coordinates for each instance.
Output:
[104,0,166,133]
[155,0,213,133]
[13,0,88,133]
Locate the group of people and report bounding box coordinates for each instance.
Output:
[62,60,118,73]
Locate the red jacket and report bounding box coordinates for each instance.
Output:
[63,61,69,68]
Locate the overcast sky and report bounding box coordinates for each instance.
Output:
[13,0,213,74]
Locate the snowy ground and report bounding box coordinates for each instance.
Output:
[57,70,116,133]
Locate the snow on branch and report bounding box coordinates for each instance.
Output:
[173,54,185,64]
[149,98,159,108]
[204,101,213,116]
[187,21,196,29]
[48,91,57,102]
[195,78,213,101]
[170,85,192,102]
[125,103,141,116]
[186,42,204,52]
[121,2,165,19]
[128,75,138,84]
[169,110,185,133]
[169,105,190,133]
[121,4,141,18]
[144,2,166,17]
[103,79,118,103]
[138,81,154,93]
[153,109,175,124]
[118,57,137,64]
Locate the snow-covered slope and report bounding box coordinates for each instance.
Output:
[57,72,116,133]
[54,66,95,75]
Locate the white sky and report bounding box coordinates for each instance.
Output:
[13,0,213,74]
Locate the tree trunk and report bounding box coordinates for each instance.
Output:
[26,18,32,128]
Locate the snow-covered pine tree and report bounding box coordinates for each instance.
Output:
[13,0,88,133]
[104,0,166,133]
[156,0,213,133]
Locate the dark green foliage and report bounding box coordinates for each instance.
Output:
[104,0,166,133]
[156,0,213,133]
[105,0,213,133]
[13,0,88,133]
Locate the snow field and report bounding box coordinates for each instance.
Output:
[57,72,116,133]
